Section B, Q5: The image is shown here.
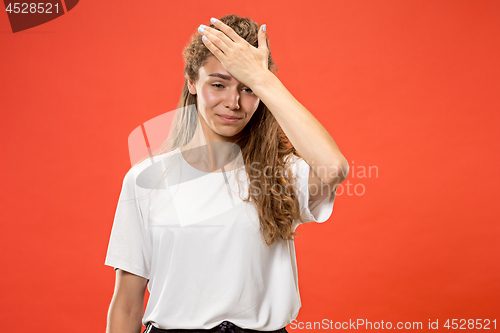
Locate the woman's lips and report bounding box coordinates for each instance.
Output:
[217,115,241,123]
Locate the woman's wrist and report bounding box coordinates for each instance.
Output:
[250,70,281,99]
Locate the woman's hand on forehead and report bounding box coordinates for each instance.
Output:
[198,17,271,90]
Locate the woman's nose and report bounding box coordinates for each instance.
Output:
[224,89,240,110]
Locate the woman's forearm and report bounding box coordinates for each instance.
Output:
[251,72,349,185]
[106,297,144,333]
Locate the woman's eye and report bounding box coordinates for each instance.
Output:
[211,84,253,93]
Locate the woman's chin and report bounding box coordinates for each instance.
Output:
[214,128,242,140]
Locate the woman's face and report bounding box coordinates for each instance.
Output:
[187,55,261,143]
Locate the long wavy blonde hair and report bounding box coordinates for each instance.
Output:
[135,14,307,246]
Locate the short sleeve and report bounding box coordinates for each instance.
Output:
[104,167,152,279]
[288,155,337,225]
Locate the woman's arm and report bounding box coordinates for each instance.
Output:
[199,20,349,200]
[106,269,148,333]
[251,73,349,200]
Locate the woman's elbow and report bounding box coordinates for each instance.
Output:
[330,158,349,185]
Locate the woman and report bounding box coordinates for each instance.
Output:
[105,14,349,333]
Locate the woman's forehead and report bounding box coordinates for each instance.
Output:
[200,56,233,81]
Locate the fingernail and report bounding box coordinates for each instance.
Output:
[263,24,266,32]
[210,17,217,24]
[198,24,206,33]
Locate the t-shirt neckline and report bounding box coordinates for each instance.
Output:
[177,147,245,175]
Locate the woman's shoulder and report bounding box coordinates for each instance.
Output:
[130,147,180,170]
[283,152,305,168]
[124,147,182,188]
[281,152,306,181]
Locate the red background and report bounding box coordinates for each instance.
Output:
[1,1,499,332]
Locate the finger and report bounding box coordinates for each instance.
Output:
[201,34,227,62]
[202,26,233,56]
[209,17,247,45]
[258,24,268,52]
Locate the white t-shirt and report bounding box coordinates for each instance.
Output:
[105,147,336,331]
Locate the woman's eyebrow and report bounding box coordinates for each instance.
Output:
[208,73,233,81]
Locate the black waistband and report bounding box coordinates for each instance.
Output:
[145,321,288,333]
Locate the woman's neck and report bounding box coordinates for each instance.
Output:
[182,124,242,173]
